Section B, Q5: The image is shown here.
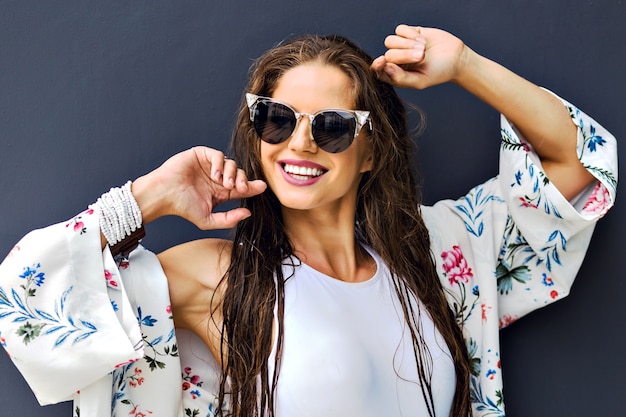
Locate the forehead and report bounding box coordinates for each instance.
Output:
[272,63,356,110]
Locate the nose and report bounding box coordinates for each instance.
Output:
[288,114,318,153]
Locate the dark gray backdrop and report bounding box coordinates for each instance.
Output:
[1,1,624,416]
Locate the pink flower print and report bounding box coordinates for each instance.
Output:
[66,215,87,234]
[86,208,95,215]
[481,303,492,322]
[518,197,538,209]
[499,314,519,329]
[129,404,153,417]
[104,269,118,288]
[127,367,145,388]
[166,305,172,314]
[183,366,204,388]
[114,358,139,368]
[550,290,559,300]
[6,245,20,259]
[73,221,85,232]
[582,182,611,217]
[441,245,474,285]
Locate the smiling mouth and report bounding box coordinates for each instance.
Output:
[282,163,327,181]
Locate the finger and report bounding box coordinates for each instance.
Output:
[234,168,250,193]
[202,148,226,181]
[395,24,423,41]
[230,179,267,200]
[384,48,426,66]
[384,34,424,51]
[370,56,393,84]
[380,62,425,89]
[371,55,386,72]
[205,208,252,230]
[222,158,238,189]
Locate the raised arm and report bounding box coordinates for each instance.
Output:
[0,146,266,406]
[371,24,595,200]
[97,147,267,251]
[112,147,267,339]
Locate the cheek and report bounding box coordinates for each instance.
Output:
[259,143,280,178]
[259,142,272,165]
[356,138,374,173]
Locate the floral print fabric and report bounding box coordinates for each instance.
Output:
[422,96,617,416]
[0,93,617,417]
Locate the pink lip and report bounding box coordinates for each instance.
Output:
[278,159,328,170]
[277,159,328,186]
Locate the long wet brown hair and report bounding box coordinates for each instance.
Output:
[215,34,471,417]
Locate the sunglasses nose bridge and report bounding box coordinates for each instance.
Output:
[288,111,318,151]
[292,111,317,141]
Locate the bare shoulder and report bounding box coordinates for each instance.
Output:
[158,238,232,290]
[157,238,232,331]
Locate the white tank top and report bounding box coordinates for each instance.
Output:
[269,249,456,417]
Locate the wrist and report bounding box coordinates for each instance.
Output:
[451,45,481,88]
[130,173,167,225]
[92,181,144,257]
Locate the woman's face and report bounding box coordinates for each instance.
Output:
[259,63,373,215]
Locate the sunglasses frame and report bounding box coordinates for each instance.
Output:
[245,93,372,153]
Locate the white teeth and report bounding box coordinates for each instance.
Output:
[283,164,324,177]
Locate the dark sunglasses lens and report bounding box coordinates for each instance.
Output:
[252,101,296,144]
[312,111,356,153]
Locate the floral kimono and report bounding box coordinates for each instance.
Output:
[0,93,617,417]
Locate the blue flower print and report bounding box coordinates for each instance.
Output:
[470,376,504,416]
[541,273,554,287]
[137,306,158,327]
[585,125,606,152]
[454,184,505,238]
[0,263,98,347]
[18,264,46,293]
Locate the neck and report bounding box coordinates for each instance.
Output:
[282,205,375,283]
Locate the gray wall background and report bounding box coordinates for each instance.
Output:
[1,1,624,416]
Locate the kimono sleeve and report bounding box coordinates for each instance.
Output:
[0,209,144,406]
[495,94,617,324]
[422,94,617,416]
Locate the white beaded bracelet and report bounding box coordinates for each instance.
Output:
[90,181,145,256]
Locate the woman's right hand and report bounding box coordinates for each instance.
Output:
[131,146,267,230]
[371,25,468,91]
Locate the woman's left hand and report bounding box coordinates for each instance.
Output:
[371,24,468,90]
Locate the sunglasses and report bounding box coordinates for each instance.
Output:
[246,93,372,154]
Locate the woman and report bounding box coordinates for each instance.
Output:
[0,25,617,417]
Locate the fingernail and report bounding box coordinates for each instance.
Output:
[228,177,235,187]
[213,170,222,180]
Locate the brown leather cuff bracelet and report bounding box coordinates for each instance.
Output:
[109,226,146,258]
